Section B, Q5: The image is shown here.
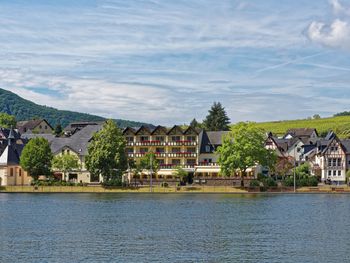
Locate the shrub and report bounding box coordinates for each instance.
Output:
[249,180,260,187]
[102,178,122,187]
[160,182,169,187]
[263,177,277,187]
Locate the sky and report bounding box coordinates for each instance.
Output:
[1,0,350,125]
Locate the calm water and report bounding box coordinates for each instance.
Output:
[0,193,350,263]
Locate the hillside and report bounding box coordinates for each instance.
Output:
[0,88,151,128]
[256,116,350,138]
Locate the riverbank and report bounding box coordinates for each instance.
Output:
[2,185,350,193]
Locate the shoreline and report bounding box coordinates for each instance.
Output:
[1,185,350,194]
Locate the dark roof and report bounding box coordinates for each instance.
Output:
[123,125,201,135]
[0,128,21,141]
[199,131,228,153]
[51,124,103,155]
[0,143,24,166]
[284,128,318,138]
[341,140,350,154]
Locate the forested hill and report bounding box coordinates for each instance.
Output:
[0,88,151,128]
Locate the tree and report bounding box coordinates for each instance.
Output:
[54,123,63,136]
[203,102,230,131]
[217,122,277,185]
[0,113,16,129]
[313,114,321,119]
[52,154,80,181]
[190,118,202,129]
[139,152,159,177]
[274,157,294,178]
[173,166,188,184]
[85,120,127,182]
[20,137,53,181]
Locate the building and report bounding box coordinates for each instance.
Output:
[22,123,104,184]
[123,125,200,181]
[0,129,31,186]
[17,119,53,134]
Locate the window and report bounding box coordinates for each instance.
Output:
[19,169,22,177]
[335,147,338,151]
[126,148,133,153]
[187,147,196,153]
[338,170,342,176]
[39,125,42,129]
[328,170,332,176]
[337,158,341,167]
[205,145,211,153]
[140,136,149,142]
[45,125,48,129]
[155,136,164,142]
[156,148,164,153]
[157,159,165,164]
[172,136,181,142]
[333,159,337,167]
[328,159,332,167]
[126,136,133,143]
[67,150,70,155]
[208,159,212,163]
[330,147,334,151]
[172,147,181,153]
[10,168,14,177]
[187,159,196,165]
[333,170,337,176]
[140,148,148,153]
[187,136,196,141]
[172,159,181,165]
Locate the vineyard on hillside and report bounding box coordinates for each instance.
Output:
[255,116,350,138]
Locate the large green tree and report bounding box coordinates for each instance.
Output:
[20,137,53,180]
[139,152,159,175]
[203,102,230,131]
[0,113,16,128]
[52,154,80,181]
[85,120,127,182]
[217,122,276,183]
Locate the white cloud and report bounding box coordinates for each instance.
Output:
[308,19,350,50]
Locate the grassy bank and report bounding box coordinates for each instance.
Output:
[255,116,350,138]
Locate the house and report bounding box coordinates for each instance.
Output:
[308,132,347,184]
[0,129,31,186]
[21,123,104,183]
[63,121,103,136]
[17,119,53,134]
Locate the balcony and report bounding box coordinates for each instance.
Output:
[159,164,196,169]
[197,162,219,167]
[135,141,166,146]
[168,152,197,158]
[155,152,167,158]
[127,153,134,157]
[135,152,147,158]
[126,142,134,146]
[167,140,197,146]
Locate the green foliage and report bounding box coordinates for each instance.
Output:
[52,154,80,181]
[249,179,261,187]
[255,115,350,139]
[0,88,150,128]
[203,102,230,131]
[85,120,127,182]
[20,137,53,180]
[190,118,202,129]
[283,175,318,187]
[217,122,277,176]
[262,177,277,187]
[0,113,16,128]
[173,167,188,182]
[54,124,63,136]
[139,152,159,172]
[334,111,350,117]
[160,182,169,187]
[102,178,123,187]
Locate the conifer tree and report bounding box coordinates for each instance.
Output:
[203,102,230,131]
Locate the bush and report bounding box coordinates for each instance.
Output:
[102,178,122,187]
[283,175,318,187]
[160,182,169,187]
[249,180,260,187]
[263,177,277,187]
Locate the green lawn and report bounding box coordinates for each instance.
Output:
[255,116,350,138]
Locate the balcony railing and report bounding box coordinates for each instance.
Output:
[154,152,167,157]
[167,141,197,146]
[127,153,134,157]
[135,152,147,158]
[135,141,166,146]
[197,162,219,167]
[159,164,196,169]
[168,152,197,158]
[126,142,134,146]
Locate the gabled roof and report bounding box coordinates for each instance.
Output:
[284,128,318,138]
[167,125,183,135]
[151,125,168,135]
[199,130,228,153]
[122,127,136,135]
[183,126,200,135]
[16,119,52,134]
[135,125,151,135]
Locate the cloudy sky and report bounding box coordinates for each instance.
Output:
[1,0,350,125]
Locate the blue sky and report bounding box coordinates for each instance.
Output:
[1,0,350,125]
